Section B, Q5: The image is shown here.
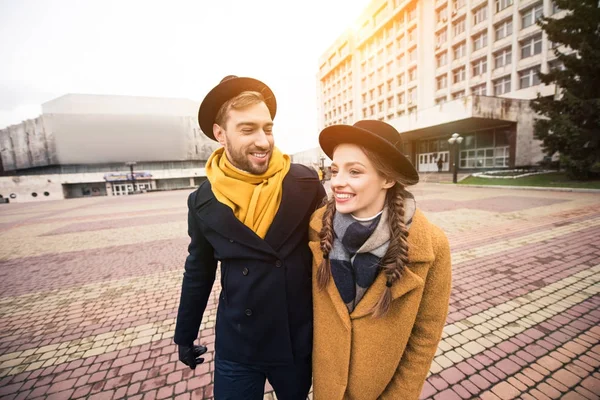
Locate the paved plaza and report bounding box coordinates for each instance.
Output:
[0,183,599,400]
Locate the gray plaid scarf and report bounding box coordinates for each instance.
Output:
[330,208,391,313]
[330,193,416,313]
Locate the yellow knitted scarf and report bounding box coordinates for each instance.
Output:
[205,147,291,239]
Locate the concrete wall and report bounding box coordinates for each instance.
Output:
[470,96,544,166]
[45,113,215,165]
[0,94,219,172]
[0,175,64,203]
[0,167,207,203]
[0,116,58,171]
[388,95,545,167]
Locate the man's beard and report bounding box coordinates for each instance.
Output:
[225,136,271,175]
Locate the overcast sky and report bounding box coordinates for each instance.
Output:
[0,0,368,154]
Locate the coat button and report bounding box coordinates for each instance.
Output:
[242,267,249,276]
[245,308,253,316]
[275,260,282,268]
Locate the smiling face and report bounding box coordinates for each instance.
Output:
[213,100,274,175]
[330,143,394,218]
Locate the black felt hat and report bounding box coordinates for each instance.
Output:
[319,120,419,185]
[198,75,277,141]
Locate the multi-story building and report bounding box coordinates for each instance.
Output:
[0,94,218,202]
[317,0,565,174]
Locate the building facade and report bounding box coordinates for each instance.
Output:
[317,0,565,173]
[0,94,218,202]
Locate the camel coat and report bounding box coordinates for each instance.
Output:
[309,207,451,400]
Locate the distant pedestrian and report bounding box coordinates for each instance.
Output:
[437,156,443,173]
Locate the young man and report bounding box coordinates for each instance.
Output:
[174,75,326,399]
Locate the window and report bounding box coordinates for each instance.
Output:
[408,27,416,42]
[397,54,405,67]
[387,96,394,108]
[408,87,417,103]
[552,1,561,14]
[452,90,465,99]
[519,67,541,88]
[378,84,384,96]
[453,67,466,83]
[472,83,486,95]
[369,89,375,100]
[495,19,513,40]
[495,0,513,13]
[453,0,466,10]
[472,58,487,76]
[409,46,417,62]
[436,51,448,67]
[397,73,404,86]
[407,4,416,20]
[378,101,384,112]
[453,18,466,36]
[437,6,448,23]
[396,35,405,49]
[494,48,512,68]
[409,67,417,81]
[473,31,488,51]
[435,97,447,105]
[521,4,543,29]
[436,74,448,90]
[453,42,466,59]
[521,34,542,58]
[473,6,487,25]
[397,92,405,104]
[549,59,564,71]
[387,79,393,91]
[436,30,448,46]
[494,75,511,95]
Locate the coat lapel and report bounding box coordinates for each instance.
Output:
[311,207,434,322]
[193,181,277,256]
[350,210,432,319]
[264,170,319,252]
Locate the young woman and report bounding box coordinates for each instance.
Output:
[309,120,452,400]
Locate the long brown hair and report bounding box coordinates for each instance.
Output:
[317,145,413,318]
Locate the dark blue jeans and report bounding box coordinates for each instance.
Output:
[214,354,311,400]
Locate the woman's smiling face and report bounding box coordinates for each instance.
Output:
[330,143,394,218]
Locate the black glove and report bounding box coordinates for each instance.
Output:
[178,344,208,370]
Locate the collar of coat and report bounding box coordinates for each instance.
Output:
[310,206,434,321]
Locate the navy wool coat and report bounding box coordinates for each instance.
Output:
[174,164,326,365]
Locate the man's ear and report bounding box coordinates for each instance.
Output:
[213,124,226,146]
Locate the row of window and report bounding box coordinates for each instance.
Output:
[435,33,543,84]
[360,87,418,118]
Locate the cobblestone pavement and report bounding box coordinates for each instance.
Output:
[0,184,599,400]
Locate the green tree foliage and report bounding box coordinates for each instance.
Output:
[531,0,600,179]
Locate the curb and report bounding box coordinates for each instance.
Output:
[454,184,600,193]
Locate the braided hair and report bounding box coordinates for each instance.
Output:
[317,145,412,317]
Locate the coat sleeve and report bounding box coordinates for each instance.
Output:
[173,191,218,346]
[380,227,452,400]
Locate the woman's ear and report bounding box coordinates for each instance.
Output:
[382,178,396,190]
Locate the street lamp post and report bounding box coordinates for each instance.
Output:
[125,161,137,193]
[447,133,464,184]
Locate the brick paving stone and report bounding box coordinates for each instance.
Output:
[491,381,521,400]
[3,187,600,400]
[440,367,465,385]
[433,388,462,400]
